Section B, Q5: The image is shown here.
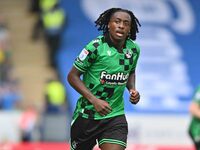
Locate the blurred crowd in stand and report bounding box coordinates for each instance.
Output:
[19,76,68,142]
[29,0,67,71]
[0,15,22,111]
[28,0,69,110]
[0,0,69,143]
[18,0,69,142]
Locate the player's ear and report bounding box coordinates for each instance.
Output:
[108,22,110,29]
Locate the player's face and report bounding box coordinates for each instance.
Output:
[108,11,131,43]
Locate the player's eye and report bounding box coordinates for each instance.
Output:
[115,20,120,24]
[123,21,130,26]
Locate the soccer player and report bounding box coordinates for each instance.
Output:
[188,85,200,150]
[67,8,141,150]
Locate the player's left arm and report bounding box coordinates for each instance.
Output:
[126,70,140,104]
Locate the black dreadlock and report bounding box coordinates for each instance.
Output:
[95,8,141,40]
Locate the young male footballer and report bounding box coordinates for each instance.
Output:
[68,7,141,150]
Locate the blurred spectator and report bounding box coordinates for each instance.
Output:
[28,0,40,16]
[0,80,22,110]
[31,1,67,69]
[0,15,12,83]
[0,15,22,111]
[0,16,10,51]
[19,104,38,142]
[39,0,59,13]
[0,50,12,83]
[188,85,200,150]
[28,0,59,15]
[44,78,67,113]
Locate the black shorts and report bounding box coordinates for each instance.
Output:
[70,115,128,150]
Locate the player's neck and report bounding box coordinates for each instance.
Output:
[107,33,125,53]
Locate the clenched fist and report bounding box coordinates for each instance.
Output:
[129,89,140,104]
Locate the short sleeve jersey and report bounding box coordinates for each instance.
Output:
[73,35,140,120]
[189,86,200,138]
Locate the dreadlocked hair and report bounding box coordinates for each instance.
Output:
[95,8,141,40]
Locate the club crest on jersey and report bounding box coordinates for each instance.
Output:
[100,71,129,85]
[78,48,89,61]
[125,49,132,58]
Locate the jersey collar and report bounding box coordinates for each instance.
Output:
[104,33,127,51]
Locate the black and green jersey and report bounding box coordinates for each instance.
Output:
[73,34,140,120]
[189,86,200,140]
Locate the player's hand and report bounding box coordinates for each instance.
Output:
[92,98,112,116]
[129,89,140,104]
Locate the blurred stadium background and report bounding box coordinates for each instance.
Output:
[0,0,200,149]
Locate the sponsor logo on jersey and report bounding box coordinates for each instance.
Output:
[100,71,129,85]
[78,48,89,61]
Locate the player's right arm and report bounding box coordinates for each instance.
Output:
[67,66,112,116]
